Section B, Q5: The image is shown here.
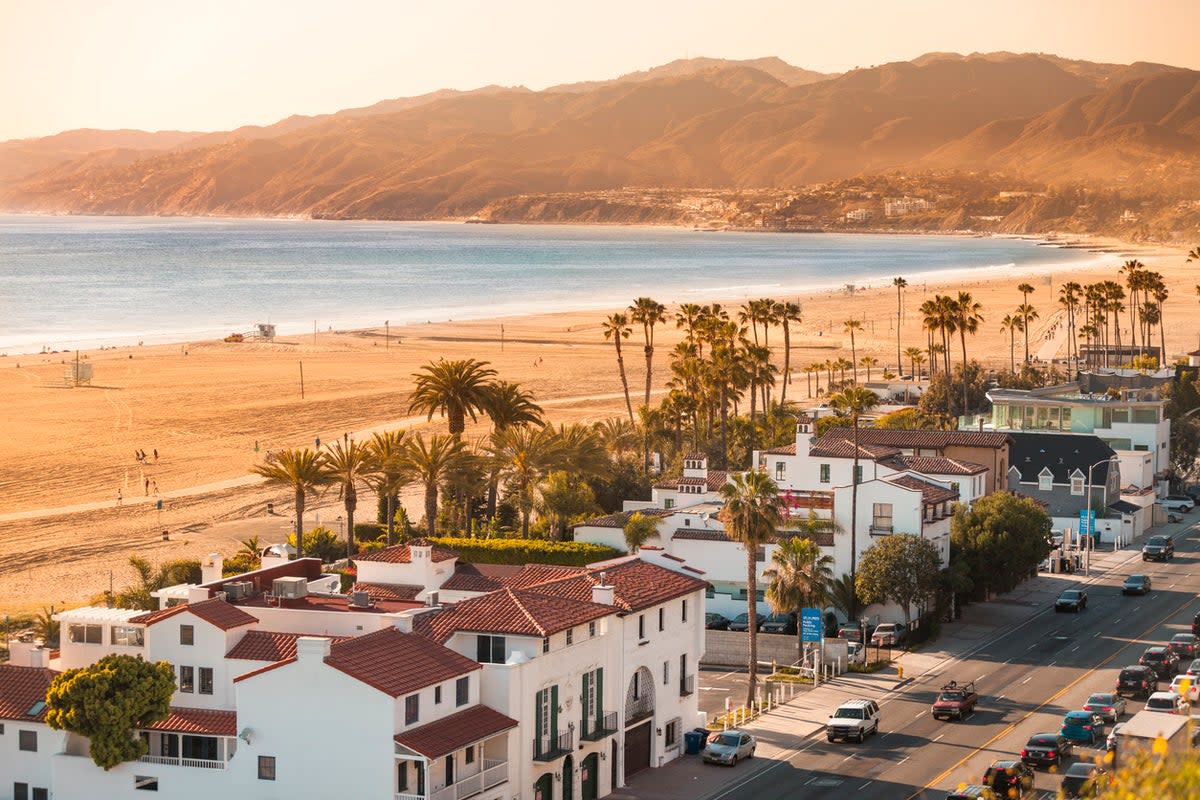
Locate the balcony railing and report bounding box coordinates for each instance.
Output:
[533,730,573,762]
[679,675,695,697]
[580,711,619,742]
[399,760,506,800]
[868,525,893,536]
[139,754,225,770]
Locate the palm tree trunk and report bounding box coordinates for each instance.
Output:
[644,344,653,407]
[385,495,397,546]
[294,489,306,560]
[781,324,792,405]
[615,344,635,423]
[1009,329,1015,374]
[959,328,969,416]
[849,419,860,622]
[424,484,438,537]
[745,549,758,708]
[345,488,357,560]
[719,386,730,469]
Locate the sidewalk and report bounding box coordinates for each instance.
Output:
[615,528,1168,800]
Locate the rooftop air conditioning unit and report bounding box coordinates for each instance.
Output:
[350,591,371,608]
[225,581,253,601]
[272,576,308,600]
[426,591,439,608]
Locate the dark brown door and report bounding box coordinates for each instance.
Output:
[624,721,652,779]
[581,753,599,800]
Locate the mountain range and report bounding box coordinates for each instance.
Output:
[2,52,1198,221]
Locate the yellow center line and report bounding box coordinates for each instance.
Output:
[908,591,1198,799]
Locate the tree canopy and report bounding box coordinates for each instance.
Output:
[951,492,1052,598]
[855,533,941,625]
[45,654,176,770]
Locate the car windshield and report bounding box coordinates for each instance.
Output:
[1120,669,1145,679]
[1145,651,1165,661]
[1060,591,1081,599]
[1086,694,1113,704]
[1149,537,1168,545]
[938,691,964,701]
[1065,763,1096,777]
[713,733,741,747]
[1147,697,1173,708]
[1064,713,1089,723]
[1173,635,1192,643]
[833,708,863,719]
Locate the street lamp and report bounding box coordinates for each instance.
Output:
[1084,455,1121,574]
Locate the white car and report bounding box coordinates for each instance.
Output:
[1144,690,1188,714]
[1168,675,1199,702]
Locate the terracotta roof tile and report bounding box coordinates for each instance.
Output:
[354,582,422,602]
[654,471,729,491]
[809,439,901,460]
[145,707,237,737]
[130,597,257,630]
[226,630,351,661]
[0,665,56,722]
[440,563,511,593]
[575,508,673,529]
[886,474,960,504]
[326,628,479,696]
[355,543,458,564]
[528,559,708,614]
[426,587,611,642]
[394,705,518,758]
[823,429,1012,450]
[878,455,988,475]
[762,443,797,455]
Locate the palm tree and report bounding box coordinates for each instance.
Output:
[904,347,924,381]
[719,470,785,707]
[1015,303,1038,365]
[398,433,469,537]
[251,448,335,560]
[828,385,880,618]
[629,297,667,408]
[1150,280,1169,365]
[623,511,659,553]
[603,313,636,423]
[1016,283,1034,364]
[763,531,834,659]
[366,430,408,546]
[487,425,563,538]
[953,292,984,415]
[483,381,543,431]
[859,356,879,382]
[1058,282,1082,369]
[999,314,1022,374]
[408,358,498,437]
[826,574,860,628]
[1120,260,1145,355]
[893,277,907,377]
[321,436,373,559]
[775,301,802,405]
[843,319,863,382]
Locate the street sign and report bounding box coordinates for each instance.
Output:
[1078,509,1095,536]
[801,608,822,642]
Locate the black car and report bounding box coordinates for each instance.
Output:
[760,612,797,635]
[1055,589,1087,612]
[1060,761,1108,798]
[727,613,766,632]
[1021,732,1072,768]
[1140,646,1180,679]
[1143,535,1175,561]
[1116,665,1159,698]
[1122,574,1151,595]
[705,612,730,630]
[1193,611,1200,637]
[982,759,1035,797]
[1169,633,1199,661]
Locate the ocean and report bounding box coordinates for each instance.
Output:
[0,215,1104,355]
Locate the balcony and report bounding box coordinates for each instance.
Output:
[868,525,893,536]
[139,754,225,770]
[425,759,507,800]
[679,675,695,697]
[580,711,619,742]
[533,730,573,762]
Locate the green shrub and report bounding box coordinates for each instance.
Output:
[355,523,385,542]
[429,536,622,567]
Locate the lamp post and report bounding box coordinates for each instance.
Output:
[1084,455,1121,574]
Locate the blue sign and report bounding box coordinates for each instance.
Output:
[1078,509,1095,536]
[801,608,822,642]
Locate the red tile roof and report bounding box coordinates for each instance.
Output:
[878,455,988,475]
[426,587,612,642]
[326,628,479,697]
[130,597,258,630]
[394,705,518,758]
[653,471,729,491]
[0,665,56,722]
[886,474,960,504]
[355,542,458,564]
[809,439,901,460]
[226,630,351,661]
[575,508,673,529]
[354,582,422,602]
[762,443,797,455]
[528,559,708,613]
[823,429,1012,450]
[440,563,514,593]
[145,707,237,737]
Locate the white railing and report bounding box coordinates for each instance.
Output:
[482,760,507,789]
[139,755,225,770]
[396,794,425,800]
[425,760,508,800]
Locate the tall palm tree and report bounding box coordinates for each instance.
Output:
[999,314,1023,374]
[764,532,834,659]
[893,277,907,377]
[829,385,879,619]
[778,301,802,405]
[1058,282,1082,370]
[366,430,408,546]
[408,359,498,437]
[719,470,785,707]
[843,319,863,382]
[904,347,924,380]
[859,356,879,383]
[1016,283,1035,364]
[398,433,469,537]
[1150,280,1169,365]
[487,425,563,538]
[483,381,543,431]
[629,297,667,408]
[953,292,984,415]
[251,448,335,560]
[602,313,636,423]
[321,436,373,560]
[1120,260,1145,355]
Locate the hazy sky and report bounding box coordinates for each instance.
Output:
[3,0,1199,141]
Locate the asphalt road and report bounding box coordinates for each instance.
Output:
[707,525,1200,800]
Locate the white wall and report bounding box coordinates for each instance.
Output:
[0,723,64,800]
[50,747,230,800]
[145,613,240,711]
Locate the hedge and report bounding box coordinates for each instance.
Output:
[429,537,622,567]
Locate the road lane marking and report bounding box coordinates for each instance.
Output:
[933,734,944,742]
[859,781,874,790]
[1114,618,1123,623]
[976,673,987,681]
[804,776,817,785]
[1048,661,1056,667]
[1021,676,1033,684]
[1071,646,1081,652]
[841,754,855,762]
[898,756,910,765]
[997,694,1006,701]
[913,711,925,719]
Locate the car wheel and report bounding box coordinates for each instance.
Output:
[748,748,755,759]
[827,736,836,743]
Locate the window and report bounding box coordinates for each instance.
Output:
[871,503,892,532]
[566,628,574,645]
[465,745,475,765]
[1134,408,1159,424]
[68,623,102,645]
[405,694,420,725]
[853,465,863,484]
[182,735,218,761]
[638,615,645,640]
[13,785,26,800]
[134,776,159,792]
[456,676,469,706]
[434,685,442,704]
[589,621,596,638]
[258,755,276,781]
[180,624,194,646]
[179,665,194,693]
[775,462,786,480]
[476,635,506,664]
[1071,476,1085,496]
[819,464,831,483]
[663,660,670,685]
[665,719,679,747]
[397,762,426,794]
[111,625,144,647]
[398,762,410,793]
[199,667,213,695]
[755,545,766,563]
[664,498,675,509]
[444,756,454,786]
[632,671,641,701]
[681,599,687,623]
[542,636,550,653]
[658,608,665,631]
[32,790,47,800]
[18,730,37,751]
[1038,469,1053,491]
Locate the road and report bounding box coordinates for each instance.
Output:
[707,525,1200,799]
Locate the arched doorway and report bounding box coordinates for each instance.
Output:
[562,754,574,800]
[581,752,599,800]
[623,666,655,780]
[534,772,553,800]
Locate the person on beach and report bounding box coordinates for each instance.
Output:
[152,479,159,495]
[116,489,123,507]
[144,477,150,496]
[153,448,158,462]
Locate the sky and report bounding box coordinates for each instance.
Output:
[3,0,1200,141]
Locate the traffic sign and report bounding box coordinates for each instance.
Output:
[801,608,822,642]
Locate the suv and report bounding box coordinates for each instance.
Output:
[870,622,907,647]
[1116,665,1158,698]
[982,760,1035,798]
[826,699,880,743]
[1140,646,1181,679]
[1143,535,1175,561]
[1164,494,1196,511]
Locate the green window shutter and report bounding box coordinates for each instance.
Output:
[551,685,559,740]
[535,689,543,743]
[581,671,591,727]
[596,668,604,718]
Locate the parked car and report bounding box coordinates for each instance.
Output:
[825,699,881,743]
[760,612,797,635]
[946,786,996,800]
[846,641,866,665]
[1055,588,1088,612]
[704,612,730,630]
[1185,658,1200,677]
[837,623,874,643]
[1082,692,1126,723]
[1141,646,1181,679]
[727,613,766,633]
[870,622,907,647]
[1164,494,1196,511]
[1143,534,1175,561]
[1168,674,1200,702]
[1193,612,1200,637]
[1145,690,1188,714]
[1169,633,1199,660]
[701,730,755,766]
[1060,761,1109,799]
[1167,510,1185,523]
[1121,574,1152,595]
[1021,732,1073,768]
[1116,665,1159,698]
[1060,710,1105,745]
[1105,722,1124,752]
[981,760,1035,798]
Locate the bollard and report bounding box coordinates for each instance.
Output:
[898,665,904,680]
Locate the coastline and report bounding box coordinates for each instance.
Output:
[0,229,1189,615]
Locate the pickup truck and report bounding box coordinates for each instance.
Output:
[932,680,979,720]
[870,622,907,647]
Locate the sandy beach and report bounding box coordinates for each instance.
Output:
[0,233,1189,616]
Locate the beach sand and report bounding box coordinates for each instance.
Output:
[0,234,1190,615]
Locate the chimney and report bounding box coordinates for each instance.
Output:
[426,590,439,608]
[295,636,332,662]
[188,586,213,603]
[28,647,50,669]
[201,553,223,585]
[592,576,615,607]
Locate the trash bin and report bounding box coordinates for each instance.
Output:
[684,730,704,755]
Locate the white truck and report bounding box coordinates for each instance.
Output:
[1111,709,1191,769]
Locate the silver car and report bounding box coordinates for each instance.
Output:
[702,730,756,765]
